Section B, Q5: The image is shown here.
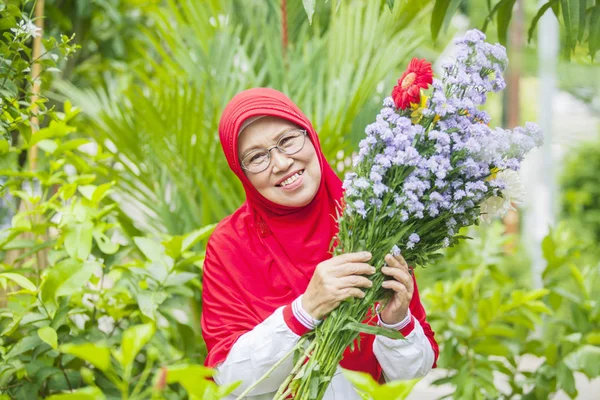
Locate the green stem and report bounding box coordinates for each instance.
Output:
[273,340,317,400]
[235,337,307,400]
[130,357,154,399]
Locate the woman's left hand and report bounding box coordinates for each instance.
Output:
[379,253,414,325]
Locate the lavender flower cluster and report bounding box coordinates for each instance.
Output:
[341,29,542,255]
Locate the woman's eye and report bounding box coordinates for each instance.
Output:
[250,153,266,163]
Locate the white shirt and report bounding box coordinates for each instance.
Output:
[214,296,435,399]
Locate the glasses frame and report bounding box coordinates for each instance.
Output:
[240,129,308,173]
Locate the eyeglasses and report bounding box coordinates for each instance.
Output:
[240,129,307,173]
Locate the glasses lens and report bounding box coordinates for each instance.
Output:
[279,130,305,154]
[243,151,270,173]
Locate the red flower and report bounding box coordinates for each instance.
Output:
[391,58,433,110]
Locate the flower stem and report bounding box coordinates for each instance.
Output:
[235,337,307,400]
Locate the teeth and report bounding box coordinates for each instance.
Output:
[280,171,303,187]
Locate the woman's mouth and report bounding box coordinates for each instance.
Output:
[276,170,305,189]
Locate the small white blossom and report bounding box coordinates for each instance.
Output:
[10,19,41,39]
[97,316,115,334]
[480,169,525,223]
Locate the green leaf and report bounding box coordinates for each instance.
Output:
[561,0,581,53]
[164,272,197,287]
[217,380,243,398]
[120,323,155,373]
[0,272,37,291]
[590,6,600,60]
[386,0,395,11]
[525,300,552,314]
[134,237,168,264]
[41,260,99,305]
[342,321,404,340]
[480,323,516,338]
[137,291,168,319]
[303,0,316,24]
[528,1,559,43]
[585,332,600,345]
[163,236,183,260]
[181,224,216,252]
[374,378,420,399]
[341,368,378,394]
[38,326,58,349]
[92,231,119,255]
[6,335,42,358]
[481,0,508,33]
[60,342,111,372]
[64,221,94,260]
[473,339,512,357]
[36,139,58,154]
[564,345,600,379]
[497,0,517,46]
[165,364,217,398]
[557,362,577,398]
[91,182,114,205]
[78,185,96,201]
[45,386,105,400]
[431,0,451,42]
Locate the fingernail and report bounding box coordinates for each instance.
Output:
[371,267,376,274]
[364,252,372,258]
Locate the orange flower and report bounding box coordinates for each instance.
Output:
[391,58,433,110]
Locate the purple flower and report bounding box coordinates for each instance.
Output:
[354,200,367,218]
[355,178,370,189]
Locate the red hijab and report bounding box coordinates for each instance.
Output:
[201,87,388,379]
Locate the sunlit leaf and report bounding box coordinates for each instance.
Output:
[0,272,36,291]
[120,323,155,373]
[60,342,111,372]
[46,386,105,400]
[38,326,58,349]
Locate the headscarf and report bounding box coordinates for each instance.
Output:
[201,88,436,381]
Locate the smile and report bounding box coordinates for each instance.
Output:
[276,170,304,187]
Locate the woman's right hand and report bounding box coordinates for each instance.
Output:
[301,251,376,320]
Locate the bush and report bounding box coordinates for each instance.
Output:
[422,222,600,399]
[560,138,600,259]
[0,107,242,398]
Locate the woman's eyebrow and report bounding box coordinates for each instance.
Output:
[242,128,295,155]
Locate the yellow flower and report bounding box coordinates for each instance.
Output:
[487,167,500,181]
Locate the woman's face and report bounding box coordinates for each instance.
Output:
[238,116,321,207]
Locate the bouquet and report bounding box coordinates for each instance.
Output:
[269,29,542,399]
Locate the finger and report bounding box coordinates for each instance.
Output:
[381,266,413,292]
[332,251,372,266]
[394,254,409,269]
[385,254,408,273]
[382,280,409,295]
[339,275,373,289]
[338,287,366,301]
[336,262,376,277]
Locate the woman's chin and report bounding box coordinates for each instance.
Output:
[270,186,318,208]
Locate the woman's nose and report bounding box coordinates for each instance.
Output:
[271,150,293,172]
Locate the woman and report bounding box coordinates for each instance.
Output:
[201,88,439,399]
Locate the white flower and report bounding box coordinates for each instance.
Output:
[70,313,90,330]
[97,316,115,334]
[480,169,525,223]
[10,19,41,39]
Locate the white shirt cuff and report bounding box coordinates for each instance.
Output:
[292,295,322,330]
[376,305,412,330]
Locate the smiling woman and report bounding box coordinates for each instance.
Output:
[238,117,321,208]
[200,88,437,399]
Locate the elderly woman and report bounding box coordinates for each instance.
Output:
[201,88,439,399]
